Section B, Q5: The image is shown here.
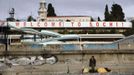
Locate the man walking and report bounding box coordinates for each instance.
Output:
[89,56,96,72]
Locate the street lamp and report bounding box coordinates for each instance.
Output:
[4,22,9,57]
[3,22,10,67]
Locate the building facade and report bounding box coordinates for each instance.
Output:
[47,16,91,22]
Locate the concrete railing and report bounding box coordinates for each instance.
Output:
[0,43,134,52]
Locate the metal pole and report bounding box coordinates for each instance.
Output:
[4,22,9,66]
[5,23,9,57]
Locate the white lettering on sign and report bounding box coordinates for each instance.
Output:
[8,22,132,28]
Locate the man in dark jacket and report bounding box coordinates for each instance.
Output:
[89,56,96,72]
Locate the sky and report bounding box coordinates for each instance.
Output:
[0,0,134,20]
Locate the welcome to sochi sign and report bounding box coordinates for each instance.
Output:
[6,22,132,28]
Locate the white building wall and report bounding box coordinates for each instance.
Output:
[47,16,91,22]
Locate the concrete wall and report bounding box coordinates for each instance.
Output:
[0,44,134,74]
[55,53,134,73]
[0,53,134,75]
[118,38,134,50]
